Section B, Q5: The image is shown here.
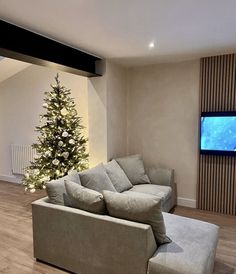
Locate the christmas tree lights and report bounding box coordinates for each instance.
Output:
[23,74,88,192]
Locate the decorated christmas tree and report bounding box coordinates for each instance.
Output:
[23,74,88,192]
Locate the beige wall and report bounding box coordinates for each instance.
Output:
[127,60,200,203]
[0,60,129,182]
[0,65,88,182]
[106,62,128,160]
[88,72,108,167]
[0,58,200,204]
[87,61,128,166]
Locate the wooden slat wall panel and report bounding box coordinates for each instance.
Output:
[198,54,236,215]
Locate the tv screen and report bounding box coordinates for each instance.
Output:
[200,112,236,156]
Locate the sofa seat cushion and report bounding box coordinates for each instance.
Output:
[125,184,172,201]
[148,213,219,274]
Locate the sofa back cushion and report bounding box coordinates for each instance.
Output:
[147,167,174,187]
[65,180,106,214]
[115,155,150,185]
[104,160,133,192]
[79,163,116,193]
[103,190,171,245]
[46,171,81,206]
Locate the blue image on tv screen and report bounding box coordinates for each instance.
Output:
[201,116,236,151]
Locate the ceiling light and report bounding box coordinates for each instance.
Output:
[149,42,155,49]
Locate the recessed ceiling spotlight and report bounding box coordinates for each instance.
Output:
[149,42,155,49]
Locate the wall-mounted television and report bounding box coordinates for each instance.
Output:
[200,112,236,156]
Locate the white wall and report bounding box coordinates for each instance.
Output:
[87,61,128,166]
[0,65,88,182]
[127,60,200,206]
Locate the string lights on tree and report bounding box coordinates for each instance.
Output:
[23,74,88,192]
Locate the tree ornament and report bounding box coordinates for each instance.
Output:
[61,108,68,116]
[52,159,60,166]
[58,141,63,146]
[62,131,69,137]
[45,151,51,157]
[69,139,75,145]
[62,152,69,159]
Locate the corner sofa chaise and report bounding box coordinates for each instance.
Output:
[32,155,219,274]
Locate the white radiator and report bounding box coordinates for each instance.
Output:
[11,144,36,175]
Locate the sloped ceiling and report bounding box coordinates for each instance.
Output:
[0,57,31,83]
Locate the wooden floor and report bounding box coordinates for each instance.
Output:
[0,181,235,274]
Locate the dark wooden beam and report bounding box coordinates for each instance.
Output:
[0,19,103,77]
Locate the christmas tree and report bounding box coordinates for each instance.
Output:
[23,74,88,192]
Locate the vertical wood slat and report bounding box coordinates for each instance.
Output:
[198,53,236,215]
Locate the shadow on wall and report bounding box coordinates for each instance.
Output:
[88,73,108,167]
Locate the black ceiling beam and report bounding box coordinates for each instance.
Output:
[0,19,103,77]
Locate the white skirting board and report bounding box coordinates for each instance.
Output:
[177,197,196,208]
[0,174,21,184]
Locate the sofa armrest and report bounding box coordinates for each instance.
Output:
[147,167,174,187]
[32,197,157,274]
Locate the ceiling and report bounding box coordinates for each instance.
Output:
[0,0,236,67]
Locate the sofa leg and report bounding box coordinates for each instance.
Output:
[169,206,176,214]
